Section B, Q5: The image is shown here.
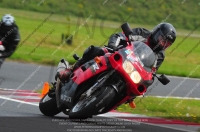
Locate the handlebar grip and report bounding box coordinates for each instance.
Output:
[121,23,132,38]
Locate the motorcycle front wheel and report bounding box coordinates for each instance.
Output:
[69,86,116,119]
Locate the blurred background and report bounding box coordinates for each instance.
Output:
[0,0,199,78]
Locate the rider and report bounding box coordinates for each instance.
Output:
[0,14,20,68]
[56,22,176,82]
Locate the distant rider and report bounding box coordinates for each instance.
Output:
[0,14,20,68]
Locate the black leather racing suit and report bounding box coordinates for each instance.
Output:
[0,24,20,65]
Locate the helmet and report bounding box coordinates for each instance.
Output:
[150,23,176,52]
[2,14,15,26]
[0,14,15,31]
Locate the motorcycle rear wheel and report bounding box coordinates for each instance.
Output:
[69,86,116,119]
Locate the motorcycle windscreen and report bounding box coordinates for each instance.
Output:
[132,41,156,72]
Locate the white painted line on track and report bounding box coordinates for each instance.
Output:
[0,95,39,106]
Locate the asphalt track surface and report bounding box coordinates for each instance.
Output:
[0,61,199,132]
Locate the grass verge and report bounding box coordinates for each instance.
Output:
[117,96,200,123]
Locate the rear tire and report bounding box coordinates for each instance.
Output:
[39,93,61,116]
[69,86,116,119]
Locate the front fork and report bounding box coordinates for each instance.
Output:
[79,70,125,102]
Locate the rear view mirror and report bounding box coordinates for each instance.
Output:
[121,23,132,38]
[157,74,170,85]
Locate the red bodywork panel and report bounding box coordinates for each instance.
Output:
[72,56,108,85]
[108,44,153,96]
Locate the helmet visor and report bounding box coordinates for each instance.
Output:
[154,30,172,50]
[158,35,172,50]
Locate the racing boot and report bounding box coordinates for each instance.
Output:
[55,60,73,82]
[55,68,72,83]
[55,59,85,82]
[55,58,85,82]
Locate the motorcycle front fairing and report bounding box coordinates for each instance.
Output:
[108,41,156,96]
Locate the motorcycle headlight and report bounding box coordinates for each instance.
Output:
[130,71,142,84]
[122,60,134,74]
[123,60,142,84]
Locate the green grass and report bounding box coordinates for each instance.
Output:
[117,96,200,123]
[1,7,200,78]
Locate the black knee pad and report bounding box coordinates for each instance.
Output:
[73,46,105,70]
[82,45,95,60]
[82,45,105,60]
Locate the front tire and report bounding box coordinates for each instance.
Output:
[39,93,61,116]
[69,86,116,119]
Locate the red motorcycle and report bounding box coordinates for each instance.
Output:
[39,23,170,118]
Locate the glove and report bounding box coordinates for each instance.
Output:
[0,45,5,51]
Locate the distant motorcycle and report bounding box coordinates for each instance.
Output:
[39,23,170,118]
